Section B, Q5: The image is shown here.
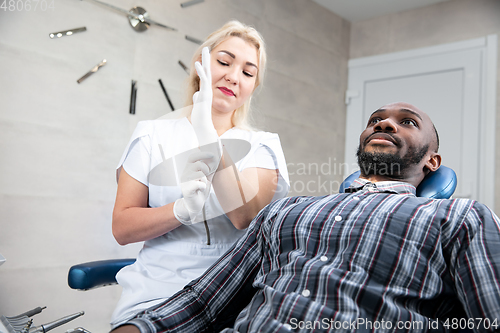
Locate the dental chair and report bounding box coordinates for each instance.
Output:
[68,166,469,331]
[68,166,457,289]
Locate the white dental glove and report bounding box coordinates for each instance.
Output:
[173,151,215,225]
[191,47,222,174]
[192,47,217,145]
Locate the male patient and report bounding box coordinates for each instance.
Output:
[113,102,500,332]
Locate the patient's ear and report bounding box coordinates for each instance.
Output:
[424,153,441,173]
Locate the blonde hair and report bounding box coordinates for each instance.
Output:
[185,20,267,130]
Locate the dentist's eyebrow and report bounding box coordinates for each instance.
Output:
[219,50,258,70]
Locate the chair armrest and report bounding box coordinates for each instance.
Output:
[68,259,135,290]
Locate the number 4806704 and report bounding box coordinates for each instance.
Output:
[1,0,55,11]
[443,317,499,331]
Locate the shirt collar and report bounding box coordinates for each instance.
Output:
[345,178,416,196]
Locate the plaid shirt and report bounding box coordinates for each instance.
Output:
[125,180,500,332]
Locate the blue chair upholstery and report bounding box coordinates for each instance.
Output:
[68,258,135,290]
[339,165,457,199]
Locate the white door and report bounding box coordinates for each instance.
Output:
[345,35,497,207]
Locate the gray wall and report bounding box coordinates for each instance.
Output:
[0,0,349,330]
[350,0,500,212]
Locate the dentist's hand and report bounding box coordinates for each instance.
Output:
[191,47,222,175]
[173,151,215,225]
[191,47,218,147]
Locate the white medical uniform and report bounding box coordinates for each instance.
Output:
[110,118,289,327]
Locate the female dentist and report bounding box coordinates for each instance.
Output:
[110,20,289,328]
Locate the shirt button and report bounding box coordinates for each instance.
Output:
[334,215,342,222]
[353,197,360,201]
[302,289,311,297]
[283,324,292,330]
[320,256,328,262]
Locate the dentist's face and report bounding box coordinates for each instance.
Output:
[209,36,259,115]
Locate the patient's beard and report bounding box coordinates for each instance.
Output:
[356,144,429,179]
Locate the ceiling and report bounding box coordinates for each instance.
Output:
[312,0,452,22]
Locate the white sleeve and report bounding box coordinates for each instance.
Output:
[237,132,290,200]
[121,137,151,186]
[116,121,153,186]
[244,144,275,169]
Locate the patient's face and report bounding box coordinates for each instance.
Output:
[357,102,436,177]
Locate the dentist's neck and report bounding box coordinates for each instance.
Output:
[211,109,235,136]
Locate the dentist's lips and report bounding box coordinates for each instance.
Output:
[218,87,235,97]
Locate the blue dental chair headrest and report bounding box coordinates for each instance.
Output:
[339,165,457,199]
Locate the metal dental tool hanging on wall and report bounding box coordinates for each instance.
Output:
[129,80,137,115]
[49,27,87,39]
[158,79,175,112]
[178,61,190,74]
[180,0,204,8]
[77,59,106,84]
